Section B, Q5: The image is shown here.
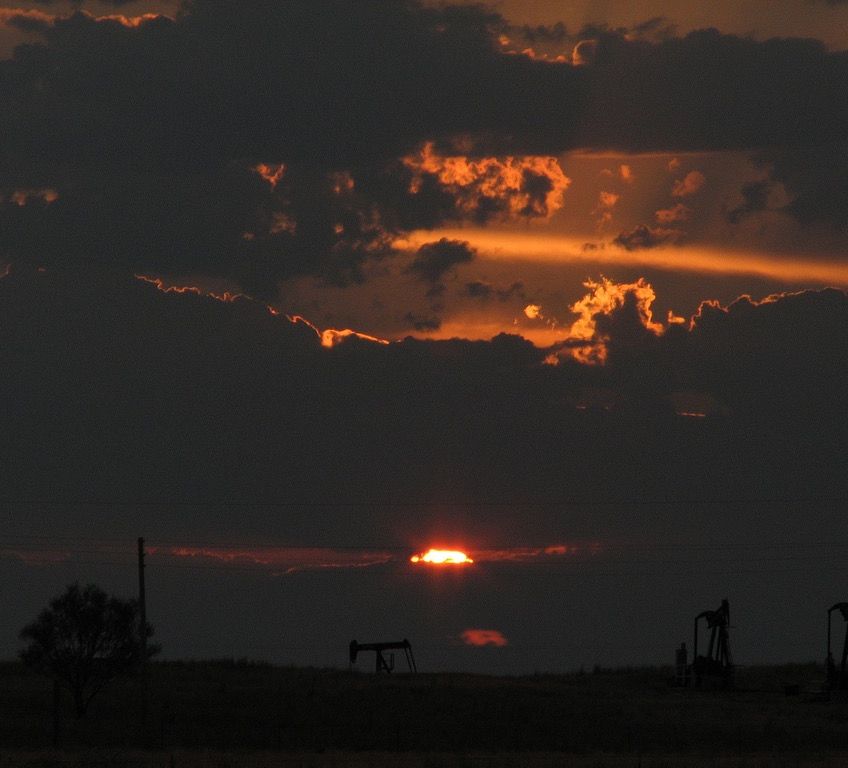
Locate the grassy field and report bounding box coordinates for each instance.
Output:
[2,661,848,766]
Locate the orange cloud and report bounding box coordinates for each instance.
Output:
[98,14,165,28]
[403,142,570,220]
[0,8,54,27]
[566,277,663,364]
[571,39,598,66]
[135,275,247,303]
[672,170,706,197]
[287,315,389,348]
[254,163,286,190]
[655,203,692,223]
[461,629,508,647]
[0,9,167,30]
[594,190,620,226]
[9,188,58,206]
[473,545,579,562]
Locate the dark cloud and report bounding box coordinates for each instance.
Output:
[463,280,525,302]
[408,239,475,285]
[3,270,847,530]
[613,224,681,250]
[403,312,442,331]
[0,2,519,293]
[3,3,848,294]
[1,11,54,33]
[515,21,568,43]
[766,145,848,230]
[571,29,848,152]
[630,16,677,41]
[725,180,774,224]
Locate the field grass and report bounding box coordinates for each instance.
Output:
[2,661,848,766]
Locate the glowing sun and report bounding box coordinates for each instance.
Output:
[410,549,474,565]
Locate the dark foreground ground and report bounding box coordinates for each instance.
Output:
[2,660,848,766]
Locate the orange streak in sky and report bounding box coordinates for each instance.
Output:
[403,229,848,285]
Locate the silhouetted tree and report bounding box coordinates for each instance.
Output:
[20,583,159,717]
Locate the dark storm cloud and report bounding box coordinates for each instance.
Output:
[3,270,848,540]
[3,1,848,292]
[0,1,524,293]
[570,28,848,152]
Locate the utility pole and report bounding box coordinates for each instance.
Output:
[137,537,148,742]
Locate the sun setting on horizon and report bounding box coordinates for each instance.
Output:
[410,549,475,565]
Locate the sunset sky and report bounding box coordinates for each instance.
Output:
[3,0,848,673]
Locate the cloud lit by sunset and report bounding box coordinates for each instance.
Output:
[403,142,570,220]
[461,629,509,647]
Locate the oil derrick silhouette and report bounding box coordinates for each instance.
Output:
[691,599,733,688]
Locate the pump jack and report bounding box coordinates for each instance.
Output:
[349,639,417,674]
[692,599,733,687]
[826,602,848,690]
